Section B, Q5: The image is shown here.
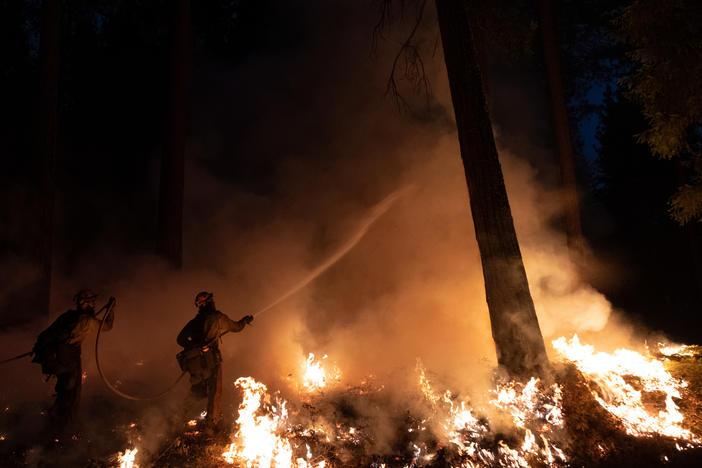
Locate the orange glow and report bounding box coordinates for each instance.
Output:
[118,448,138,468]
[553,334,700,442]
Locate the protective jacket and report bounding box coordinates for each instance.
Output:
[177,307,246,349]
[176,308,247,378]
[176,305,249,427]
[32,306,113,430]
[32,308,114,375]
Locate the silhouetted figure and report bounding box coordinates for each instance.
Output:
[177,291,253,432]
[32,290,114,433]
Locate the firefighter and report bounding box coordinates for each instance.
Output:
[32,289,115,433]
[177,291,253,432]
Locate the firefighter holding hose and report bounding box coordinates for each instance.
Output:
[31,289,115,434]
[177,291,253,433]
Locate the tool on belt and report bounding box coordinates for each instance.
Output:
[176,344,222,377]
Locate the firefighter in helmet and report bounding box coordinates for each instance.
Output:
[32,289,115,433]
[177,291,253,431]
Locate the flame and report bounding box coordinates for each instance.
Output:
[118,448,138,468]
[210,338,701,467]
[490,378,564,429]
[302,353,340,392]
[223,377,325,467]
[553,334,699,442]
[416,361,567,467]
[222,377,292,466]
[303,353,326,391]
[657,343,695,357]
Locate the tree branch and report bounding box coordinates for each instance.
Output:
[374,0,431,113]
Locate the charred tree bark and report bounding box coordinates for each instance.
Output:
[538,0,584,262]
[35,0,61,322]
[158,0,191,269]
[435,0,549,377]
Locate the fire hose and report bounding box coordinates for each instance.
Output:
[0,297,129,365]
[94,186,411,400]
[95,300,187,401]
[0,351,32,365]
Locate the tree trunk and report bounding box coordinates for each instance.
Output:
[538,0,584,262]
[36,0,61,322]
[435,0,549,377]
[158,0,190,269]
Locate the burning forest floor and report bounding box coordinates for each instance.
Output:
[4,338,702,467]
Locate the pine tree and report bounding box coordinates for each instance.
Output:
[435,0,550,377]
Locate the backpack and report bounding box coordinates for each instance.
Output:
[32,310,81,375]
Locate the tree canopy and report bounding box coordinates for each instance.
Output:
[619,0,702,224]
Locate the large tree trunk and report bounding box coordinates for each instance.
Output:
[435,0,549,377]
[158,0,191,269]
[35,0,61,323]
[538,0,584,261]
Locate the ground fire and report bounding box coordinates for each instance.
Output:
[98,336,702,467]
[3,2,702,467]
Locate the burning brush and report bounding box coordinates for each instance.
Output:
[216,356,571,467]
[125,338,702,467]
[553,334,699,442]
[301,353,342,393]
[117,447,138,468]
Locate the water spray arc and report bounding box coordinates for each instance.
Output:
[252,186,412,318]
[94,187,412,400]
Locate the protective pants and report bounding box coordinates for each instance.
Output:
[190,361,222,427]
[49,347,82,432]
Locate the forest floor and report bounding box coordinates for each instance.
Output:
[3,354,702,467]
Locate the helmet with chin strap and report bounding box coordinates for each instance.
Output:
[194,291,214,308]
[74,289,98,309]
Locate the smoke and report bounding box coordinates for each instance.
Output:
[0,0,649,463]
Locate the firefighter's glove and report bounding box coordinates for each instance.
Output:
[243,315,254,325]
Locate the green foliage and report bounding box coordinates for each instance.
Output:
[670,183,702,224]
[663,351,702,436]
[618,0,702,223]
